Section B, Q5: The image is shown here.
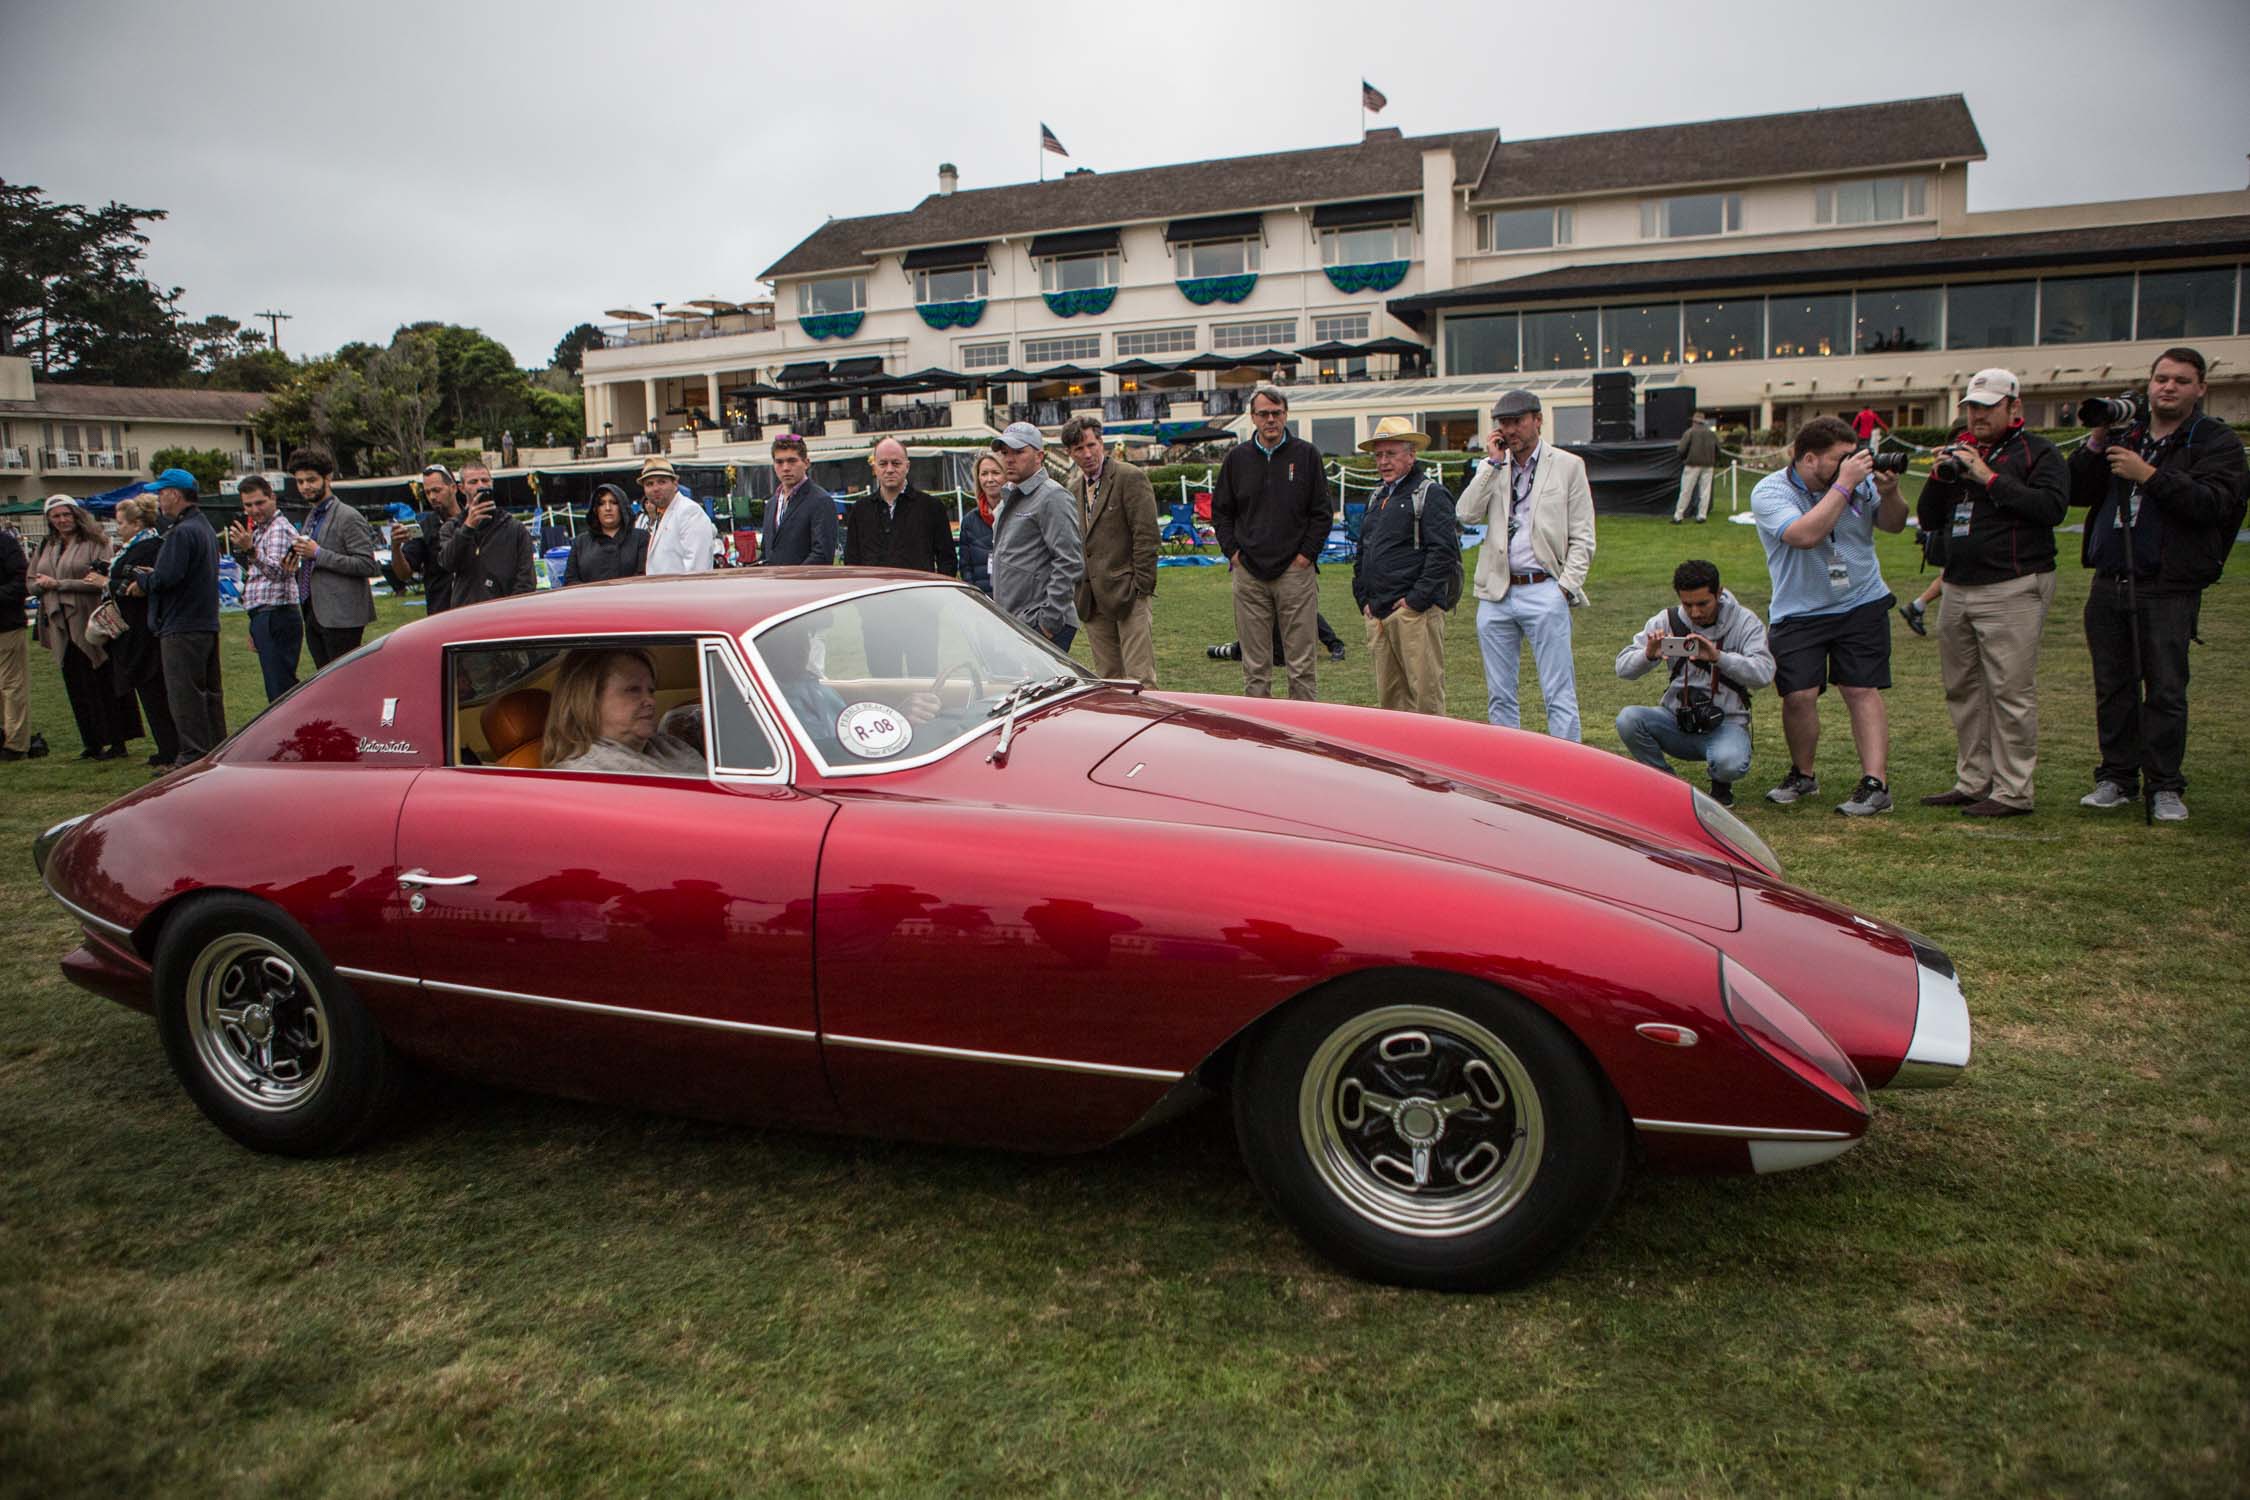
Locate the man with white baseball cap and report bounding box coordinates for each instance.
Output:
[1912,366,2070,816]
[987,422,1084,647]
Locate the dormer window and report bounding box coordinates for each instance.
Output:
[1475,206,1573,253]
[795,276,866,316]
[1815,177,1929,225]
[1320,222,1413,267]
[914,265,988,304]
[1174,238,1260,279]
[1640,193,1742,240]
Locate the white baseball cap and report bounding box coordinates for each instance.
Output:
[1961,368,2020,406]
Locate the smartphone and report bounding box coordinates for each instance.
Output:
[1655,636,1700,659]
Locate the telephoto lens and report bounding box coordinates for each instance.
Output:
[1869,452,1911,475]
[2077,394,2141,427]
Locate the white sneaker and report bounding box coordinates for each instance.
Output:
[2152,791,2188,822]
[2079,782,2133,809]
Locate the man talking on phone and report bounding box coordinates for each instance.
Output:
[1612,558,1775,806]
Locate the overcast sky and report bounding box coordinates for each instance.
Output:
[7,0,2246,368]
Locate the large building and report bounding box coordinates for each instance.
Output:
[582,96,2250,461]
[0,356,272,508]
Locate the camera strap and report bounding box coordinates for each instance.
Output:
[1665,607,1750,705]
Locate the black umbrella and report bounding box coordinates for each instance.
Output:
[979,368,1036,383]
[1103,358,1171,377]
[1356,337,1428,357]
[1296,340,1360,359]
[1173,352,1237,372]
[906,366,972,385]
[1031,364,1102,382]
[1237,349,1302,367]
[722,382,786,400]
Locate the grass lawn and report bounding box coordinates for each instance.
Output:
[3,500,2244,1496]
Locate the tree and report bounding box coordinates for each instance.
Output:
[551,322,603,375]
[256,357,374,475]
[0,181,188,385]
[205,346,295,393]
[148,446,233,491]
[359,332,441,472]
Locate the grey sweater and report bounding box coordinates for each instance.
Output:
[1613,590,1775,727]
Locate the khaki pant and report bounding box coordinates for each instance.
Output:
[1938,569,2055,808]
[1368,606,1447,715]
[1673,464,1713,521]
[0,628,26,751]
[1085,594,1157,687]
[1233,564,1320,700]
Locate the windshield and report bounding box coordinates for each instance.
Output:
[748,583,1092,771]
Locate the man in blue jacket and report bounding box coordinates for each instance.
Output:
[1351,416,1460,715]
[141,468,226,770]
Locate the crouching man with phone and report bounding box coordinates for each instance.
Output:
[1613,558,1776,806]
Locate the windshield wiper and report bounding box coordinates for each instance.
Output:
[985,674,1080,766]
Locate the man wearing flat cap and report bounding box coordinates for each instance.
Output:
[1455,390,1596,739]
[640,455,717,574]
[988,422,1084,647]
[1351,416,1460,714]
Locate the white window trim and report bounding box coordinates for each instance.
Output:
[1474,205,1574,255]
[796,275,867,317]
[1814,176,1932,228]
[1022,335,1103,364]
[1116,326,1199,358]
[914,264,989,305]
[959,341,1011,370]
[1211,319,1299,352]
[1318,222,1414,268]
[1173,238,1262,280]
[1038,251,1121,293]
[1639,193,1744,242]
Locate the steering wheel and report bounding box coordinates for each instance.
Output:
[931,658,989,712]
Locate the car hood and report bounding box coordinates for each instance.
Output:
[1087,703,1741,932]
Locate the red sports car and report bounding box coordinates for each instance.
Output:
[36,571,1969,1288]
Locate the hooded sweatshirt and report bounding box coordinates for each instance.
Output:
[1613,588,1776,728]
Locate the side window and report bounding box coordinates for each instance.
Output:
[702,643,778,775]
[449,638,712,778]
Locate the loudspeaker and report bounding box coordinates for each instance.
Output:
[1644,387,1698,442]
[1591,371,1637,440]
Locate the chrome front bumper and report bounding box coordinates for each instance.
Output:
[1890,939,1972,1088]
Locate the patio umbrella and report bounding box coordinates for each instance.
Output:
[1103,358,1172,376]
[1031,364,1102,382]
[721,382,786,400]
[979,368,1036,383]
[1237,349,1302,367]
[1355,337,1428,357]
[604,307,653,322]
[906,366,972,385]
[684,296,740,312]
[1173,353,1238,372]
[1296,340,1360,359]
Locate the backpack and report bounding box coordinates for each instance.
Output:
[1405,472,1464,611]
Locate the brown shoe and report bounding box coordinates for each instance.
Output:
[1962,798,2032,818]
[1920,788,1985,807]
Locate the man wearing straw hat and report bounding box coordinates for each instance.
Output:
[1351,415,1460,715]
[1455,390,1596,740]
[639,455,717,574]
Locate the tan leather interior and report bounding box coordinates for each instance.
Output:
[454,644,703,768]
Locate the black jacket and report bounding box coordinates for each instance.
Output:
[104,528,164,681]
[398,507,460,614]
[146,505,221,636]
[959,508,994,594]
[1211,436,1331,581]
[760,480,837,566]
[2068,410,2249,594]
[1352,465,1460,619]
[438,512,538,608]
[564,525,648,584]
[1915,424,2070,586]
[0,528,25,634]
[842,486,958,574]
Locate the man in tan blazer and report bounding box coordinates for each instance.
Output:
[1063,415,1159,686]
[1455,390,1596,739]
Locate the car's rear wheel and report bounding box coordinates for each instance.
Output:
[154,893,402,1156]
[1234,974,1625,1290]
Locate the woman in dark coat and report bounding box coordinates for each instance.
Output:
[957,452,1002,595]
[562,484,649,584]
[105,496,179,766]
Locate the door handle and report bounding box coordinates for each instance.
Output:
[397,870,479,887]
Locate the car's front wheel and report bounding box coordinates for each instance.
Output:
[154,893,402,1156]
[1234,975,1625,1290]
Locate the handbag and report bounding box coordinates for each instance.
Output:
[87,597,129,646]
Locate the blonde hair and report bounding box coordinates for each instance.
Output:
[116,497,160,529]
[542,648,655,765]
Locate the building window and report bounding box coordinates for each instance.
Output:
[1023,334,1101,364]
[914,264,988,304]
[1640,193,1742,240]
[1475,206,1572,252]
[1946,281,2037,350]
[1174,239,1260,279]
[1683,300,1762,363]
[1443,313,1519,375]
[1314,313,1371,343]
[2040,274,2134,345]
[1039,252,1119,293]
[1521,307,1599,370]
[1815,177,1929,225]
[796,276,866,317]
[1601,304,1681,366]
[1855,286,1941,353]
[2137,267,2235,340]
[960,342,1010,369]
[1212,319,1298,351]
[1320,223,1412,266]
[1307,417,1357,456]
[1768,293,1852,358]
[1116,327,1197,357]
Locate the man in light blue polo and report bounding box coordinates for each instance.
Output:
[1751,415,1909,815]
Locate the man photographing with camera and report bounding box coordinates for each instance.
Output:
[1613,559,1775,805]
[1912,368,2069,817]
[2066,346,2249,823]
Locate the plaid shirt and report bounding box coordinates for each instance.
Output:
[240,512,303,610]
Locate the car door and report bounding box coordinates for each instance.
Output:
[390,637,839,1128]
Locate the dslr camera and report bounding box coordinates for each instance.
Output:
[1932,440,1977,484]
[2077,392,2149,428]
[1860,441,1910,475]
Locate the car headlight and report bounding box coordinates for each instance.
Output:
[1692,787,1781,878]
[1721,957,1869,1115]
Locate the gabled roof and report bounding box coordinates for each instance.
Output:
[1468,95,1985,203]
[760,130,1494,280]
[0,383,267,423]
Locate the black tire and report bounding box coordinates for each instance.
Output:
[153,892,402,1156]
[1233,972,1625,1290]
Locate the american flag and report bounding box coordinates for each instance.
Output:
[1040,122,1068,157]
[1362,79,1388,114]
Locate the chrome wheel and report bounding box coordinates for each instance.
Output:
[1298,1003,1544,1238]
[185,935,331,1112]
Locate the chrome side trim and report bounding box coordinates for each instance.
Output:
[1631,1117,1856,1141]
[822,1032,1184,1082]
[333,965,424,988]
[33,813,89,878]
[1891,955,1972,1089]
[44,881,135,943]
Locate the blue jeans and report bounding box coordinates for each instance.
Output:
[246,605,303,703]
[1615,704,1752,784]
[1475,583,1580,740]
